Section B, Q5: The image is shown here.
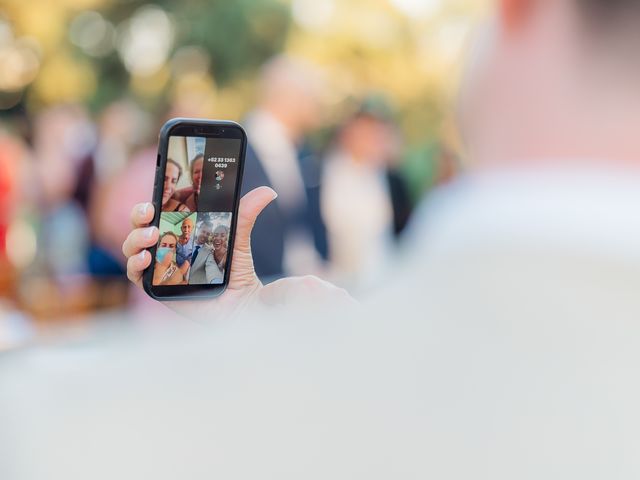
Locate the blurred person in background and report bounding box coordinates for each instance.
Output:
[30,104,95,279]
[321,99,412,292]
[175,217,194,268]
[0,125,33,349]
[92,101,153,183]
[162,159,189,212]
[173,154,204,212]
[90,101,156,281]
[241,55,328,281]
[0,127,21,278]
[153,232,188,286]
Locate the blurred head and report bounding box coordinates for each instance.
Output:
[190,155,204,193]
[98,100,152,147]
[458,0,640,169]
[196,221,213,245]
[339,111,399,168]
[212,225,229,251]
[258,55,323,139]
[180,218,194,239]
[163,160,182,205]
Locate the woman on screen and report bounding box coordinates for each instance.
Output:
[153,232,189,286]
[162,159,190,212]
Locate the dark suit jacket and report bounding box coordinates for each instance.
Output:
[386,169,413,238]
[241,143,328,281]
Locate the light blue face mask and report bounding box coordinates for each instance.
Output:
[156,247,173,264]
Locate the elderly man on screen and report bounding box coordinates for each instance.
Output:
[175,217,195,268]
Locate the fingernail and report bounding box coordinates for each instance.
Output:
[272,191,278,200]
[138,203,150,217]
[137,250,147,262]
[144,226,157,240]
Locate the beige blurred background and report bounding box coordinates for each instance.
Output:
[0,0,488,347]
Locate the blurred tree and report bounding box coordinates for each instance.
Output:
[167,0,290,86]
[89,0,290,111]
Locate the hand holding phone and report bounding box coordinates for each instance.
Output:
[122,118,355,317]
[124,184,282,315]
[144,118,252,299]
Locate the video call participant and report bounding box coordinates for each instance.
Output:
[153,232,189,286]
[188,221,223,284]
[173,154,204,212]
[162,160,189,212]
[175,217,194,268]
[211,224,229,274]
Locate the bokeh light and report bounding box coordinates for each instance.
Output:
[389,0,443,18]
[116,5,174,77]
[0,16,40,93]
[69,11,116,58]
[291,0,335,31]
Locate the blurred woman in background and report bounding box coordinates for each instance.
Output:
[321,101,411,292]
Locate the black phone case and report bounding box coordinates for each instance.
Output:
[142,118,247,301]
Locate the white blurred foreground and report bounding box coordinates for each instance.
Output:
[2,167,640,479]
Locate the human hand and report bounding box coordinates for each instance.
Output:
[122,186,355,320]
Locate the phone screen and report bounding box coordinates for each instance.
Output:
[152,130,243,290]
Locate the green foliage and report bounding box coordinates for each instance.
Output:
[169,0,290,85]
[88,0,290,111]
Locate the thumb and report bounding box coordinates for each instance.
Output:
[229,186,277,289]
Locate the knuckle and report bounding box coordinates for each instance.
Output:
[301,275,322,289]
[127,258,141,281]
[122,238,131,258]
[126,264,135,283]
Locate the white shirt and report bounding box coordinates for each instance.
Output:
[244,110,306,211]
[321,150,394,291]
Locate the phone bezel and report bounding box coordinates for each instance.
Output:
[142,118,247,301]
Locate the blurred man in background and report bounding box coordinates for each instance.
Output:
[242,55,328,281]
[8,0,640,478]
[321,100,411,292]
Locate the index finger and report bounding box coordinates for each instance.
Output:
[131,202,155,228]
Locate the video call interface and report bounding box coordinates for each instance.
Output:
[153,135,241,287]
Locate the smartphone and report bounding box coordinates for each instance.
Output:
[143,118,246,300]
